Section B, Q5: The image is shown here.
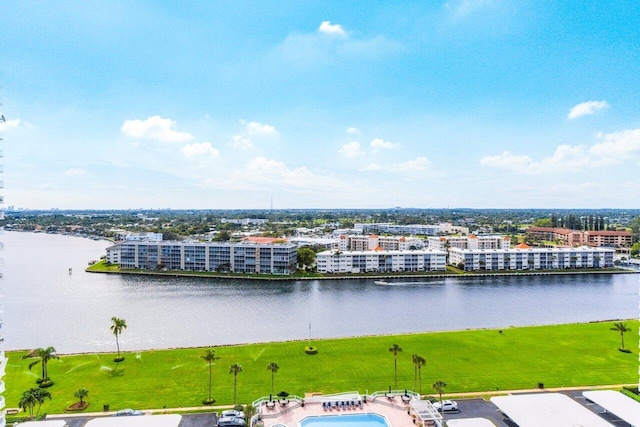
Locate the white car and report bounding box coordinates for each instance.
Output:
[218,416,245,427]
[221,409,246,419]
[433,400,458,412]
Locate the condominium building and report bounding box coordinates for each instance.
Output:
[114,241,298,275]
[0,111,5,427]
[353,223,441,236]
[584,230,632,248]
[428,235,511,251]
[316,248,446,273]
[338,234,424,252]
[449,244,615,271]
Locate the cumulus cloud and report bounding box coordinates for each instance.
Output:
[121,116,193,143]
[210,157,346,193]
[63,168,87,176]
[182,142,219,159]
[480,128,640,174]
[230,135,253,151]
[240,120,278,136]
[370,138,400,152]
[318,21,346,36]
[0,118,21,131]
[360,157,430,173]
[339,141,365,158]
[346,127,361,135]
[568,100,610,120]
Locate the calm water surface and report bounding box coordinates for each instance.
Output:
[4,232,638,353]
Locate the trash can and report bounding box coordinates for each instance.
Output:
[103,404,110,412]
[537,382,544,389]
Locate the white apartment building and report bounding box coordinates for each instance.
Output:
[449,244,615,271]
[339,234,424,252]
[353,223,441,236]
[316,248,447,273]
[428,235,511,251]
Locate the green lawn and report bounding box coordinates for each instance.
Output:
[5,320,638,414]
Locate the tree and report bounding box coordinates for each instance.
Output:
[432,381,447,420]
[229,363,243,406]
[412,354,426,394]
[110,317,127,361]
[266,362,280,397]
[201,348,219,404]
[33,387,52,418]
[610,322,631,350]
[297,247,316,270]
[23,346,59,384]
[19,388,38,420]
[389,344,402,389]
[74,388,89,405]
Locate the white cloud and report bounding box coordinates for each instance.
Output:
[370,138,400,152]
[0,118,21,131]
[241,120,278,136]
[230,135,254,151]
[567,100,610,120]
[481,128,640,174]
[63,168,87,176]
[339,141,365,158]
[121,116,193,143]
[445,0,497,17]
[182,142,219,159]
[589,129,640,161]
[318,21,346,36]
[211,157,346,193]
[346,127,361,135]
[360,157,430,173]
[360,163,382,172]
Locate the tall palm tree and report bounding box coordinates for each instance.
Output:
[23,346,59,383]
[19,388,38,420]
[229,363,243,406]
[201,348,219,404]
[412,354,426,394]
[389,344,402,389]
[266,362,280,397]
[432,381,447,421]
[610,322,631,350]
[110,317,127,361]
[33,387,52,418]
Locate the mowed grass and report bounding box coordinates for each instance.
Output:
[5,320,638,414]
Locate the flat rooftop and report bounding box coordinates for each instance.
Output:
[583,390,640,426]
[491,393,613,427]
[83,414,182,427]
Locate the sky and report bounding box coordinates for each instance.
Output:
[1,1,639,210]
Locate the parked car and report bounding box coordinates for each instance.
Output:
[433,400,458,412]
[114,408,143,416]
[218,416,245,426]
[221,409,246,419]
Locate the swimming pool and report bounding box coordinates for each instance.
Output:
[299,414,390,427]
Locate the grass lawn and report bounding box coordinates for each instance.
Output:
[5,320,638,414]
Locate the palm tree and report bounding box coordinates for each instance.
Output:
[74,388,89,405]
[19,388,38,420]
[389,344,402,389]
[201,348,219,404]
[229,363,243,406]
[610,322,631,350]
[33,387,52,418]
[23,346,59,384]
[110,317,127,361]
[432,381,447,420]
[412,354,426,394]
[266,362,280,397]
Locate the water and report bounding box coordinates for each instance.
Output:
[300,414,389,427]
[3,231,638,354]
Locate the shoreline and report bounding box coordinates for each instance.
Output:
[8,317,635,357]
[86,265,639,281]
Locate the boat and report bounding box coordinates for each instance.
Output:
[374,280,389,285]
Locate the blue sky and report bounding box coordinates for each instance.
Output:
[1,1,639,209]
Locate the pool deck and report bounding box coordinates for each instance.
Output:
[259,395,417,427]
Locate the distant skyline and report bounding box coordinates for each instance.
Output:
[1,1,639,210]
